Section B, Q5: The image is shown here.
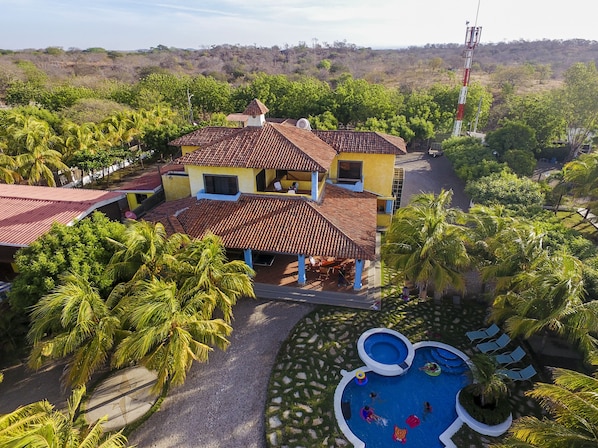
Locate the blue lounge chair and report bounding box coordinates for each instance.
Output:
[466,323,500,342]
[498,365,537,381]
[494,346,526,366]
[476,333,511,353]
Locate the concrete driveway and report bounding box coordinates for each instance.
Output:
[399,151,470,211]
[129,298,312,448]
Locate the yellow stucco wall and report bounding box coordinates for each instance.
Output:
[163,173,191,201]
[330,153,396,196]
[181,145,199,156]
[187,165,258,196]
[377,213,392,228]
[126,192,152,210]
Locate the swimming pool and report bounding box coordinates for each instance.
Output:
[357,328,415,376]
[335,343,471,447]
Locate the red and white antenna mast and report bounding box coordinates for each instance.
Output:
[452,13,482,137]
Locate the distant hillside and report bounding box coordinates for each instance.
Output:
[1,39,597,93]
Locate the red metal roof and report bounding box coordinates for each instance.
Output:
[0,184,125,246]
[145,184,377,260]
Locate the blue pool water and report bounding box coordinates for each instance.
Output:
[363,332,408,365]
[341,346,470,447]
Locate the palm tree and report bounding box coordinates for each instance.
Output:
[383,189,470,299]
[7,114,70,187]
[27,273,121,387]
[0,150,21,184]
[465,353,509,407]
[107,220,191,283]
[175,233,255,323]
[112,277,233,393]
[0,386,130,448]
[495,367,598,448]
[490,249,598,361]
[481,220,547,294]
[562,147,598,216]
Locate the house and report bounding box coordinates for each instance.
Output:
[0,184,126,275]
[112,163,185,218]
[147,99,406,291]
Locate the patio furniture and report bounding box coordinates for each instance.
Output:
[494,346,526,366]
[498,365,537,381]
[466,323,500,342]
[476,333,511,353]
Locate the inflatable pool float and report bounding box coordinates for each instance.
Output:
[392,426,407,443]
[422,362,441,376]
[406,414,420,428]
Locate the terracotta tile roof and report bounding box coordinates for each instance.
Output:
[243,98,269,116]
[145,184,377,260]
[314,130,407,154]
[175,123,337,172]
[0,184,125,247]
[169,127,239,147]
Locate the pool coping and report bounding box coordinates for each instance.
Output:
[357,328,415,376]
[334,339,474,448]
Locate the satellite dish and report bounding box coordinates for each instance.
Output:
[296,118,311,130]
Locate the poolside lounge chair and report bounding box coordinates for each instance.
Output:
[476,333,511,353]
[466,323,500,342]
[498,365,537,381]
[494,346,526,366]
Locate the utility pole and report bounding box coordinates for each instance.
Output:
[187,88,194,124]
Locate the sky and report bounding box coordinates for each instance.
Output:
[0,0,595,51]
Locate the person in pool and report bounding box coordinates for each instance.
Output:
[361,406,382,423]
[420,362,439,372]
[423,401,432,420]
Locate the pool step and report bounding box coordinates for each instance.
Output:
[426,348,468,374]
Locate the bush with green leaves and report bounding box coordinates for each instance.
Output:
[466,171,545,216]
[9,212,125,313]
[443,136,507,182]
[502,149,537,177]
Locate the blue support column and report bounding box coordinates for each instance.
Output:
[353,259,364,290]
[243,249,253,269]
[385,200,393,214]
[297,254,306,285]
[311,171,318,201]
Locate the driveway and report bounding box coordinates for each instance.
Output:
[399,151,470,211]
[129,298,312,448]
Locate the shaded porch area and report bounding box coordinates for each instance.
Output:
[249,254,380,310]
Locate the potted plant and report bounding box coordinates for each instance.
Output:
[458,353,511,427]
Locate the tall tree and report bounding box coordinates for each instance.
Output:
[382,189,469,299]
[28,273,122,387]
[0,387,130,448]
[555,62,598,159]
[495,368,598,448]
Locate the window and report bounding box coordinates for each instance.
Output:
[338,161,362,181]
[204,174,239,195]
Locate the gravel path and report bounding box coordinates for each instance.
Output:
[129,297,313,448]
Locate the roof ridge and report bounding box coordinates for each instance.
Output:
[267,123,327,170]
[305,199,375,259]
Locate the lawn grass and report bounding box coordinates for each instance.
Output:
[265,271,544,447]
[557,210,598,241]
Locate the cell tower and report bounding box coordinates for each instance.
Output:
[452,24,482,137]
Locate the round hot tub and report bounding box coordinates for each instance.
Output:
[357,328,415,376]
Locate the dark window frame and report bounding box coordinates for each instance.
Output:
[204,174,239,195]
[338,160,363,181]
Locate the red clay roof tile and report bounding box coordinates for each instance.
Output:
[145,184,377,260]
[243,98,269,116]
